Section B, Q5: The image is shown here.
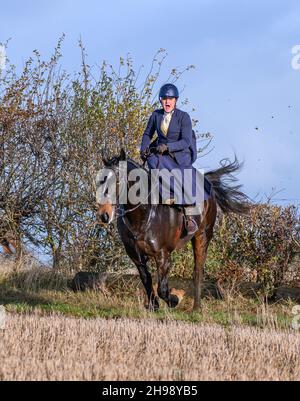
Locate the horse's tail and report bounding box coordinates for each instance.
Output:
[205,156,251,214]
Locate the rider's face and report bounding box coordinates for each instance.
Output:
[160,97,177,113]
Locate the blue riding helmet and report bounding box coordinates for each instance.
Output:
[159,83,179,99]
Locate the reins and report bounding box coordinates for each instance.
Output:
[107,151,176,238]
[115,158,156,239]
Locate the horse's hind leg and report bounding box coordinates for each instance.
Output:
[192,232,209,311]
[124,243,159,310]
[155,249,179,308]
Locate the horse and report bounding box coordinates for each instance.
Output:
[96,148,250,311]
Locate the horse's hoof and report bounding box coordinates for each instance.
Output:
[145,302,160,312]
[192,303,202,312]
[170,288,185,304]
[168,294,180,308]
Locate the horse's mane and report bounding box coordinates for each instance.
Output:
[126,158,149,174]
[105,154,149,174]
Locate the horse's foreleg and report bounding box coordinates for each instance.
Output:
[124,243,159,310]
[137,261,159,311]
[155,250,179,308]
[192,233,209,311]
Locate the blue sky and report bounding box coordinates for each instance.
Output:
[1,0,300,205]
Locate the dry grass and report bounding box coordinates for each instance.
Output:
[0,254,44,275]
[0,314,299,381]
[0,256,18,275]
[1,258,300,381]
[0,258,297,328]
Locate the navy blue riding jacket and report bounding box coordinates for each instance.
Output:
[140,108,197,166]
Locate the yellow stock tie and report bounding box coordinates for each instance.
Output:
[160,111,173,136]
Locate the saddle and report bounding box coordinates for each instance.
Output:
[148,136,212,197]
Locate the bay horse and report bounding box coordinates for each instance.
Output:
[96,149,250,311]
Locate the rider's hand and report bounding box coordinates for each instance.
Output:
[156,144,168,154]
[140,148,150,161]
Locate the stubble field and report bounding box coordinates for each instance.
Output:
[1,313,299,381]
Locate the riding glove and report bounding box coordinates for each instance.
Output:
[156,144,168,154]
[140,148,150,161]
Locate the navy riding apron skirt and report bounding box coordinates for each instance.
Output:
[147,154,211,205]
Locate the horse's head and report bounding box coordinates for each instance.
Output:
[95,148,127,225]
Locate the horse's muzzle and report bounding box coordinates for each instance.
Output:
[100,212,110,224]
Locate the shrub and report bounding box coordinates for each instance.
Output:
[207,204,299,290]
[170,204,300,292]
[0,38,201,270]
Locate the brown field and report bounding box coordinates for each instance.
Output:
[1,257,300,381]
[1,313,299,381]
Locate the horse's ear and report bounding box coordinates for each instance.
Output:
[119,148,126,161]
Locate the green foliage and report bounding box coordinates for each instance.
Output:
[171,242,194,278]
[0,38,200,270]
[207,204,299,289]
[170,204,300,291]
[1,38,298,292]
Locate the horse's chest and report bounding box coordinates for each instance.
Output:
[136,237,160,256]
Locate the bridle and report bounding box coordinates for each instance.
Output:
[104,158,156,240]
[100,151,175,239]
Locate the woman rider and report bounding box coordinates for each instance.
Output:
[140,83,203,235]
